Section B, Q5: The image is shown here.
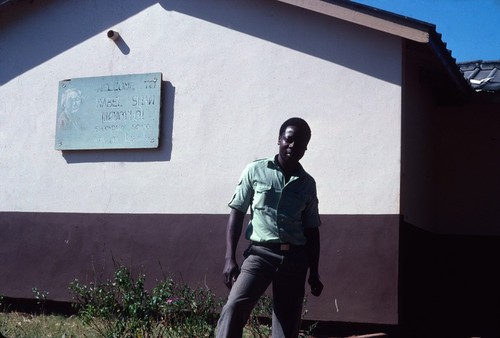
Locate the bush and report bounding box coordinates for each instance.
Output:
[245,294,317,338]
[69,265,222,338]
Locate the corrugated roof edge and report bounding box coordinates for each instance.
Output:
[341,0,472,94]
[0,0,28,9]
[426,28,473,95]
[278,0,473,95]
[330,0,438,30]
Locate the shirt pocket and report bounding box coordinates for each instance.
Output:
[252,183,274,210]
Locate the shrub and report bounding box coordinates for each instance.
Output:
[245,295,317,338]
[69,265,222,338]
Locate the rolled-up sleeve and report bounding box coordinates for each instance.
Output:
[228,164,254,213]
[302,182,321,229]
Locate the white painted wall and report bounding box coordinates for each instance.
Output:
[0,0,402,215]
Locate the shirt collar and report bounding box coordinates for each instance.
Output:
[269,155,305,177]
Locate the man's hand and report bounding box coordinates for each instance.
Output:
[223,258,240,289]
[308,273,324,297]
[222,209,245,289]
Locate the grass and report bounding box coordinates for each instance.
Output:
[0,312,97,338]
[0,312,277,338]
[0,265,316,338]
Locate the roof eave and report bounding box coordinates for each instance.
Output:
[427,31,472,96]
[275,0,430,43]
[276,0,473,96]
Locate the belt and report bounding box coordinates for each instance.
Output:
[251,241,304,252]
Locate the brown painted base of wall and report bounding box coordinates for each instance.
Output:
[3,212,499,335]
[0,212,399,324]
[1,297,76,316]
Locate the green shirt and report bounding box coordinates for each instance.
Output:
[228,156,321,245]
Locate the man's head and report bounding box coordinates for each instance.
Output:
[279,117,311,144]
[277,117,311,167]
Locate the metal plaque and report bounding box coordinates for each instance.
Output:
[55,72,162,150]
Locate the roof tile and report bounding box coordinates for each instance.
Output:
[459,61,500,92]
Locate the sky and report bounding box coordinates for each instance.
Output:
[352,0,500,63]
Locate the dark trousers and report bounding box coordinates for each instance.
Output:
[216,244,308,338]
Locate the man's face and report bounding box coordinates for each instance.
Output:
[278,125,308,165]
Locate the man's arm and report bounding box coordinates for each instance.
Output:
[223,208,246,289]
[304,227,323,296]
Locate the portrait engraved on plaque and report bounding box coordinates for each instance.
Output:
[57,88,83,130]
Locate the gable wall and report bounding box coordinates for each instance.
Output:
[0,0,402,324]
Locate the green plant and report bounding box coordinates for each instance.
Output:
[245,295,273,338]
[244,294,318,338]
[32,287,49,314]
[299,296,318,338]
[69,265,222,338]
[300,321,318,338]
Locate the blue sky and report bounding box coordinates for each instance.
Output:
[352,0,500,63]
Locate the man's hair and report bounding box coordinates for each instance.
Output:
[279,117,311,142]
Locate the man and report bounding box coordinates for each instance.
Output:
[216,117,323,338]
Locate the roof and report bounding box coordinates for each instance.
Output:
[459,61,500,92]
[279,0,500,96]
[277,0,434,43]
[277,0,473,97]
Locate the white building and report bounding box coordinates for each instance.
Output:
[1,0,499,335]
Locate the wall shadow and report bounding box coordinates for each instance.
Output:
[62,81,175,163]
[1,0,402,86]
[0,0,158,85]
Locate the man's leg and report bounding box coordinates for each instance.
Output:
[271,251,308,338]
[216,252,276,338]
